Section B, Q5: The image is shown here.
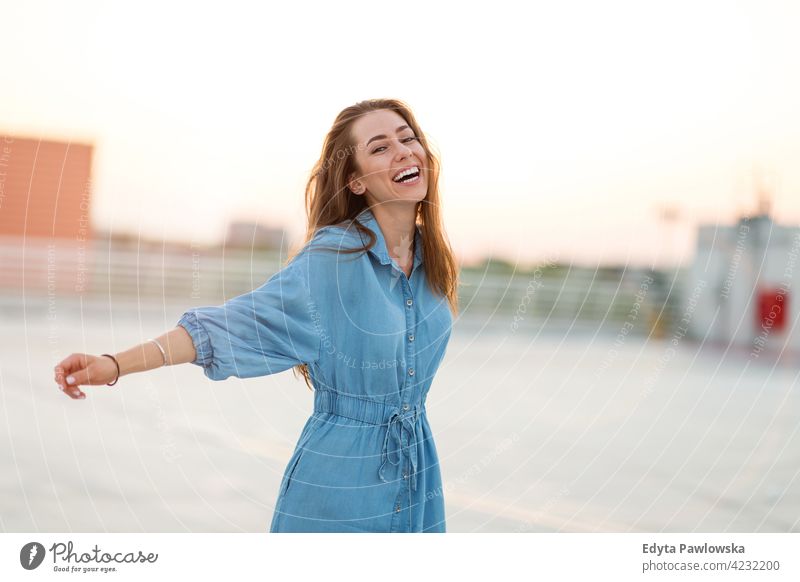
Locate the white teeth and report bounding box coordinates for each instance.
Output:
[393,166,419,182]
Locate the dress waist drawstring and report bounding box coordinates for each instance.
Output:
[378,408,420,491]
[313,390,424,491]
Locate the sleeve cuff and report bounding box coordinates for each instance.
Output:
[176,310,214,367]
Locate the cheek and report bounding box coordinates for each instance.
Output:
[364,161,392,182]
[361,159,386,180]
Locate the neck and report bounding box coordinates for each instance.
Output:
[369,203,417,273]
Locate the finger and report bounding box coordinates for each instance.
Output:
[56,378,85,399]
[66,385,86,399]
[65,368,87,387]
[55,354,85,377]
[54,370,70,391]
[54,364,69,385]
[66,363,108,387]
[55,364,77,387]
[55,354,77,372]
[56,372,77,392]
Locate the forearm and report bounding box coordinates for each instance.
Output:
[113,326,197,377]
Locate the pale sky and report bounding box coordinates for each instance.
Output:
[2,0,799,268]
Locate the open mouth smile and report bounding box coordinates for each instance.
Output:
[392,165,421,185]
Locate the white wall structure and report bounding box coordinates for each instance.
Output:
[686,213,800,358]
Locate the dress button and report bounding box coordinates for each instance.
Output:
[403,403,409,411]
[406,298,413,307]
[408,368,415,376]
[403,473,408,479]
[408,334,414,342]
[395,505,401,513]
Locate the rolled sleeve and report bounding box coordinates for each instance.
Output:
[175,250,321,381]
[176,310,214,367]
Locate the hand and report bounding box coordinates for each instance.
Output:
[53,353,119,399]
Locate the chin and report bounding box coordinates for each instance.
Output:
[391,180,427,195]
[400,187,427,204]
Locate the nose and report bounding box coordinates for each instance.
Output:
[396,139,415,160]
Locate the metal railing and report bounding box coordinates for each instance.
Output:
[1,237,684,335]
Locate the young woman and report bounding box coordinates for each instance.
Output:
[53,98,459,533]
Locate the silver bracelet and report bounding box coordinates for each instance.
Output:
[147,338,168,366]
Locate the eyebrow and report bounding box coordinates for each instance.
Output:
[366,125,411,147]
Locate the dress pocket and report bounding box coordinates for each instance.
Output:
[278,414,323,499]
[279,448,305,498]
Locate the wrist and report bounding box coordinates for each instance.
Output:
[112,350,138,377]
[100,354,121,386]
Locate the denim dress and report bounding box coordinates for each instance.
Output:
[176,207,453,532]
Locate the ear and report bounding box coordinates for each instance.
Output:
[348,174,365,195]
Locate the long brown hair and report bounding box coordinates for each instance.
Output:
[287,98,459,389]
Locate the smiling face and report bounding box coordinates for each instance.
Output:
[347,109,429,209]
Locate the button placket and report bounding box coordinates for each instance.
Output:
[401,279,416,404]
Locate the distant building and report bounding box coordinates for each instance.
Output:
[687,211,799,357]
[0,134,94,295]
[0,135,93,239]
[224,220,286,250]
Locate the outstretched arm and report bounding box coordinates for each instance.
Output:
[53,326,197,399]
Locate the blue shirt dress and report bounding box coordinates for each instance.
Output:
[176,207,453,532]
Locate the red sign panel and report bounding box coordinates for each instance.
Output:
[757,288,788,332]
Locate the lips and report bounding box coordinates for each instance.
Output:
[392,165,421,183]
[392,165,417,180]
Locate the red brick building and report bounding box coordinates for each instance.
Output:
[0,135,94,295]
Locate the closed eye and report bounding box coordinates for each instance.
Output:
[372,136,419,154]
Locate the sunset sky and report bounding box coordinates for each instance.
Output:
[2,0,799,268]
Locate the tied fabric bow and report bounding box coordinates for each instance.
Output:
[378,407,420,491]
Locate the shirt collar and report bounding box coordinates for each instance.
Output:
[354,207,423,271]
